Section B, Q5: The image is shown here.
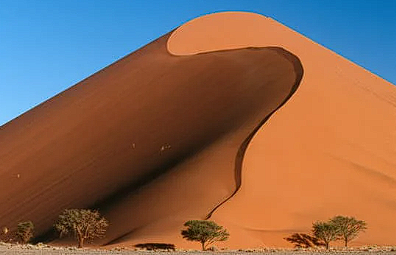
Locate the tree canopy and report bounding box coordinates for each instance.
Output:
[312,221,339,249]
[330,215,367,247]
[181,220,229,250]
[54,209,108,248]
[16,221,34,244]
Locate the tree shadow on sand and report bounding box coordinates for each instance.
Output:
[135,243,176,251]
[284,233,325,248]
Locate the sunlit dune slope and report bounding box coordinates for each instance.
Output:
[0,16,302,248]
[168,12,396,248]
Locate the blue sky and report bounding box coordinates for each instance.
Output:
[0,0,395,126]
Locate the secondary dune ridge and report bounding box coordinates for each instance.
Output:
[1,11,395,249]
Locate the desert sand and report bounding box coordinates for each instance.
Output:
[0,12,395,250]
[3,242,396,255]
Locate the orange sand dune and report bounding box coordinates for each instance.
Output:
[0,16,302,247]
[0,11,395,249]
[168,12,396,248]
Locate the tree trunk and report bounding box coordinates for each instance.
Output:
[325,242,329,250]
[201,241,206,251]
[344,237,348,247]
[78,237,84,248]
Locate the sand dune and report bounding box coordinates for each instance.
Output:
[0,11,395,249]
[169,12,396,248]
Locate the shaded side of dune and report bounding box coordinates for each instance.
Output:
[205,47,303,219]
[0,28,303,247]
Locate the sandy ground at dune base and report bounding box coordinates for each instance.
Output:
[1,244,396,255]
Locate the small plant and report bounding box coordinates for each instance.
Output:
[54,209,108,248]
[181,220,229,251]
[312,221,339,249]
[330,215,367,247]
[16,221,34,244]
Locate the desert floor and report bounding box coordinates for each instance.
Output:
[1,244,396,255]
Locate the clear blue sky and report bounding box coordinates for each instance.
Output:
[1,0,395,126]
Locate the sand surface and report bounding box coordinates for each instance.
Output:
[0,12,395,249]
[1,244,396,255]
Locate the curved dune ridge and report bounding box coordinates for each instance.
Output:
[0,11,395,249]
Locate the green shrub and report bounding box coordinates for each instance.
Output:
[330,215,367,247]
[181,220,229,250]
[16,221,34,244]
[54,209,108,248]
[312,221,339,249]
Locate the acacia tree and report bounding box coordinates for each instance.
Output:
[330,215,367,247]
[54,209,108,248]
[16,221,34,244]
[312,221,339,250]
[181,220,229,250]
